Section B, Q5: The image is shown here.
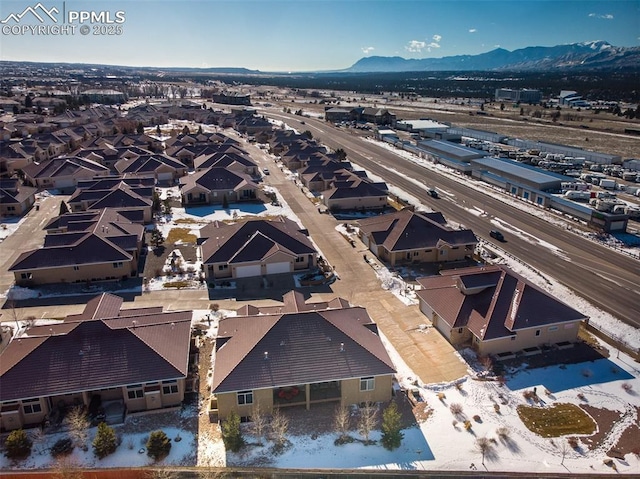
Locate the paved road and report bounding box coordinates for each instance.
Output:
[268,112,640,329]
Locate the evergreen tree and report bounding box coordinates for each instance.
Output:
[25,95,33,109]
[221,411,244,452]
[92,422,117,459]
[381,402,404,450]
[4,429,32,460]
[146,430,172,461]
[150,228,164,247]
[222,194,229,209]
[197,125,203,135]
[136,122,145,134]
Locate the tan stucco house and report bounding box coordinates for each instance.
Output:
[210,291,396,421]
[0,293,194,431]
[415,264,588,356]
[357,209,477,266]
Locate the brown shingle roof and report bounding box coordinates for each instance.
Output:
[212,296,395,394]
[416,265,588,341]
[0,293,192,402]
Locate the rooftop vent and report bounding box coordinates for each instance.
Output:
[340,342,345,352]
[264,351,269,360]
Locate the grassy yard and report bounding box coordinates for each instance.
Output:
[166,227,197,244]
[517,403,596,437]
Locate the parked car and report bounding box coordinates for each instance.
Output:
[262,168,270,175]
[490,229,505,241]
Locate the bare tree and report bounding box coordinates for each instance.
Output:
[64,406,89,450]
[357,402,378,443]
[559,440,571,466]
[333,404,351,442]
[250,402,268,445]
[52,457,83,479]
[270,408,289,448]
[146,468,179,479]
[475,437,495,466]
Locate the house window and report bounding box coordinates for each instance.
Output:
[360,377,375,391]
[127,384,144,399]
[295,256,305,263]
[22,399,42,414]
[73,266,80,271]
[20,273,33,280]
[218,264,228,271]
[457,328,463,334]
[424,249,432,253]
[548,326,558,332]
[113,262,123,268]
[162,380,179,395]
[237,390,253,405]
[413,251,419,257]
[535,329,541,337]
[511,336,516,341]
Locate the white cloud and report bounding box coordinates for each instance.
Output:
[588,13,614,19]
[432,34,442,42]
[405,40,426,53]
[469,28,477,33]
[427,42,440,49]
[361,46,375,55]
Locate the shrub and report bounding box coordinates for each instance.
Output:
[93,422,118,459]
[4,429,32,460]
[493,403,501,413]
[147,430,172,461]
[50,437,74,458]
[221,411,244,452]
[381,402,404,451]
[496,426,510,440]
[621,383,633,393]
[473,414,482,423]
[449,403,463,416]
[437,392,446,401]
[464,420,473,431]
[567,437,579,449]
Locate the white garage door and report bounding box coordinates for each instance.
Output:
[266,262,291,275]
[235,264,262,278]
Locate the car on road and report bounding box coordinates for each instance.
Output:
[427,188,439,198]
[490,229,505,241]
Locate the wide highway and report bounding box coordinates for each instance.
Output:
[266,111,640,330]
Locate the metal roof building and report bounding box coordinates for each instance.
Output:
[471,157,572,191]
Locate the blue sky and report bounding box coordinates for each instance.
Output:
[1,0,638,71]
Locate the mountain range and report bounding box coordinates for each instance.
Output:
[344,41,640,73]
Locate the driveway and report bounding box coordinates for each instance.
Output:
[0,194,68,298]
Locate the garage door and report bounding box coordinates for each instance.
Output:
[235,264,262,278]
[157,172,173,182]
[266,262,291,275]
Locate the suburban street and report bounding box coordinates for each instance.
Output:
[266,111,640,329]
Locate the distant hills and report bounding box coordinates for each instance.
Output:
[345,41,640,73]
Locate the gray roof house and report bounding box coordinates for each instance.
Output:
[179,167,258,206]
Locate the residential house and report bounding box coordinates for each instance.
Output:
[200,217,317,280]
[357,209,477,265]
[0,293,193,431]
[0,179,37,216]
[210,291,396,421]
[9,208,144,286]
[415,264,588,356]
[193,151,258,175]
[115,154,188,184]
[22,156,110,193]
[323,176,389,211]
[179,167,258,206]
[67,177,155,223]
